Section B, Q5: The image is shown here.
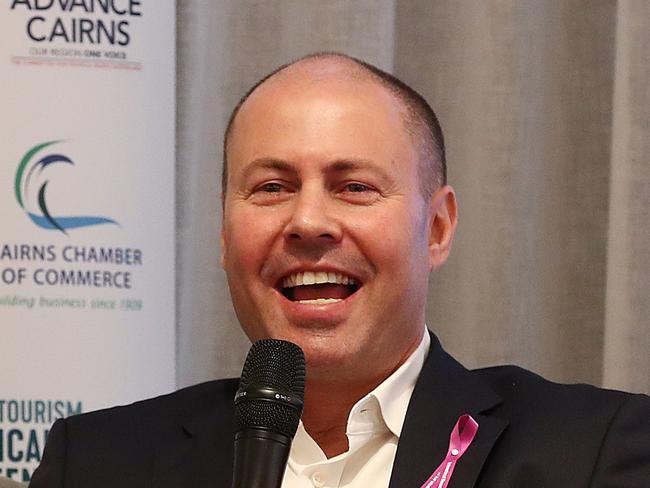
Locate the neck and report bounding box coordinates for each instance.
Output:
[300,332,424,458]
[301,376,380,458]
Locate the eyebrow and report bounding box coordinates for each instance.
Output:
[329,158,394,182]
[329,159,375,172]
[240,158,296,180]
[240,157,394,180]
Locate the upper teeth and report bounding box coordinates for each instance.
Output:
[282,271,356,288]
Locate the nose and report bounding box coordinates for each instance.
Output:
[283,186,342,245]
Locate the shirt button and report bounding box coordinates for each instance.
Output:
[311,472,325,487]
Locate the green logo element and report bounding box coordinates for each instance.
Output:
[15,140,118,234]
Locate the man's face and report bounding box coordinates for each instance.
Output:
[222,67,455,385]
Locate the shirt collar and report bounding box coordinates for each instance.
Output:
[289,326,430,466]
[371,326,430,438]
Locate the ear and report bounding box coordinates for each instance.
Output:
[428,185,458,271]
[220,192,227,268]
[220,226,226,268]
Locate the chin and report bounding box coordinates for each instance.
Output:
[299,338,360,374]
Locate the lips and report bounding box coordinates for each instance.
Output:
[279,270,360,304]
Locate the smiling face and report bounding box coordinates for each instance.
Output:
[222,61,456,386]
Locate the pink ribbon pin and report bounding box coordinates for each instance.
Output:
[420,414,479,488]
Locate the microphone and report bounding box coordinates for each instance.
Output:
[232,339,306,488]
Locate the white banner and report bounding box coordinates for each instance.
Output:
[0,1,176,482]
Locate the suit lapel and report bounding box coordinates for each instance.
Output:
[389,333,508,488]
[447,414,507,488]
[151,383,236,487]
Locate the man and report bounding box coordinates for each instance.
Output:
[31,53,650,487]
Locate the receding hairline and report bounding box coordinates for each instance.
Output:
[225,54,397,144]
[222,52,446,198]
[242,55,390,94]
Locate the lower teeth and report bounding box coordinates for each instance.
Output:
[297,298,342,305]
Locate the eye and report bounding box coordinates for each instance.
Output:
[248,180,294,205]
[257,182,285,193]
[344,182,371,192]
[338,181,381,204]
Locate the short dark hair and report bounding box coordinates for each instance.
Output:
[222,52,446,199]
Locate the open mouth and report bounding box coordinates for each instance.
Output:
[278,271,360,305]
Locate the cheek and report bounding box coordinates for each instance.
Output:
[223,208,284,273]
[356,208,423,258]
[352,206,431,295]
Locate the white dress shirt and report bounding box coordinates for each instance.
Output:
[282,328,430,488]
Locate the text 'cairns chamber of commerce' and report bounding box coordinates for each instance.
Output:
[1,244,143,289]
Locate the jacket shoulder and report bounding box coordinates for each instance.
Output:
[31,379,239,486]
[469,365,650,485]
[65,378,239,428]
[473,363,646,410]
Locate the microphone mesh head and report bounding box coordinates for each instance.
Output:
[234,339,305,438]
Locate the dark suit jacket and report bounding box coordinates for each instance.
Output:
[30,334,650,487]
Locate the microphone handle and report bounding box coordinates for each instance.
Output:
[232,429,292,488]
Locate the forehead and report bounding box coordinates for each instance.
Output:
[227,64,417,172]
